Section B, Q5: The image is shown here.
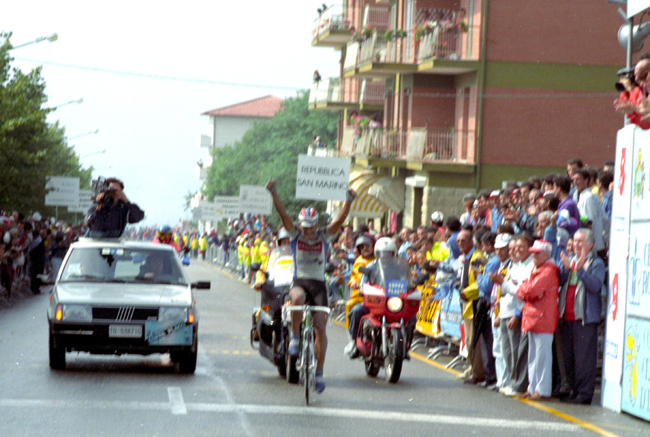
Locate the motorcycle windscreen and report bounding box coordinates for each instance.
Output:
[369,258,413,296]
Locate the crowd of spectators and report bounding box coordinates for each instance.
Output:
[216,156,614,406]
[0,210,84,300]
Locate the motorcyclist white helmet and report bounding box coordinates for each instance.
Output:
[277,227,291,242]
[374,237,397,259]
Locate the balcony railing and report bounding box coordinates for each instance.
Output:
[415,24,478,62]
[340,127,474,164]
[309,78,341,105]
[359,79,385,106]
[312,5,352,46]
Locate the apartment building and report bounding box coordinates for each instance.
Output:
[309,0,623,229]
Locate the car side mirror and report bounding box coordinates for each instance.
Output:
[191,281,210,289]
[358,266,371,275]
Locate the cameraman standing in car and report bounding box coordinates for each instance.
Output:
[85,178,145,238]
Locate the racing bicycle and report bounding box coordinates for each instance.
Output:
[282,304,331,405]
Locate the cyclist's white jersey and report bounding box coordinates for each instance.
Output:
[289,227,335,281]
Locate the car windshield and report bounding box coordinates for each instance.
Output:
[59,247,188,286]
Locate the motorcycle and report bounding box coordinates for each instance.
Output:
[249,246,298,382]
[355,257,422,383]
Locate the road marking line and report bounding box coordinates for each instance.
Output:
[0,398,579,431]
[167,387,187,415]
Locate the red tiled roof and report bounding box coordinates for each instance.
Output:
[202,95,284,118]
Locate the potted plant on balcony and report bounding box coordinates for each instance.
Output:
[352,25,375,43]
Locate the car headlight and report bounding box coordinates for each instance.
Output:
[386,297,403,313]
[159,307,188,323]
[57,304,92,322]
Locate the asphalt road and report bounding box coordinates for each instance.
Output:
[0,261,648,437]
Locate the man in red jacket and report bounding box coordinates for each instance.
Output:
[517,240,559,401]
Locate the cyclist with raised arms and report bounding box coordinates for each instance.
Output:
[266,179,356,393]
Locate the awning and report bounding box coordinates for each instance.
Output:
[367,176,405,212]
[334,171,403,219]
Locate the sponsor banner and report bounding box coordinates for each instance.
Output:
[415,284,440,337]
[604,132,633,387]
[45,176,80,207]
[295,154,350,201]
[68,190,93,213]
[213,196,240,219]
[621,316,650,422]
[144,320,193,346]
[627,222,650,319]
[239,185,272,215]
[631,128,650,221]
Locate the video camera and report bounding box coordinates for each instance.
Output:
[616,66,636,92]
[91,176,116,207]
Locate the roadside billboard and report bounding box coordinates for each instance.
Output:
[45,176,80,207]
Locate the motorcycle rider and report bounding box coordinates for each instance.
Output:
[253,228,294,291]
[345,234,376,330]
[266,179,356,393]
[344,237,397,358]
[152,225,182,251]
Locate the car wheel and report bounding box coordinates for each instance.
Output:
[49,331,66,370]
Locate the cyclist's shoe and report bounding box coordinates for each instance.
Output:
[288,337,300,357]
[315,375,326,394]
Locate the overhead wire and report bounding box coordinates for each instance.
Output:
[14,57,618,99]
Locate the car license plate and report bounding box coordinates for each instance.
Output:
[109,325,142,338]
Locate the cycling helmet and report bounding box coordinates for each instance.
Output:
[156,225,173,243]
[298,207,319,228]
[354,234,374,250]
[374,237,397,258]
[277,227,291,242]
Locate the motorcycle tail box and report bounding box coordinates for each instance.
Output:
[261,282,289,320]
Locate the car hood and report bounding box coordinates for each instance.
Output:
[54,282,193,307]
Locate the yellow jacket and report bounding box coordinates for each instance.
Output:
[461,249,485,319]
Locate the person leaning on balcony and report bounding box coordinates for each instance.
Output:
[613,53,650,129]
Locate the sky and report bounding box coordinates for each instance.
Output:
[3,0,341,227]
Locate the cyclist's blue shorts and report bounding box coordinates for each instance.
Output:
[291,278,328,307]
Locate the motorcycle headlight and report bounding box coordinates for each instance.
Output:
[59,304,92,322]
[159,307,188,323]
[386,297,403,313]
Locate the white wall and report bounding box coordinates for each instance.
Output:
[210,116,267,149]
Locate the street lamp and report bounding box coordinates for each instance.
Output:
[10,33,58,50]
[68,129,99,141]
[80,149,106,159]
[52,98,83,109]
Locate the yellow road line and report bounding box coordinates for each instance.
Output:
[334,317,620,437]
[409,349,620,437]
[516,398,621,437]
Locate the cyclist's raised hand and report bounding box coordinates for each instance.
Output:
[266,179,277,193]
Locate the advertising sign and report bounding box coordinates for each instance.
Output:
[68,190,93,213]
[213,196,240,219]
[239,185,272,215]
[199,201,221,222]
[621,316,650,422]
[45,176,80,207]
[295,154,350,201]
[604,129,634,394]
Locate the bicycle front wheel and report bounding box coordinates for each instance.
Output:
[303,332,312,405]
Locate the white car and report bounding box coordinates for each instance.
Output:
[47,239,209,373]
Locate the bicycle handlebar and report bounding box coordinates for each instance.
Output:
[284,305,331,315]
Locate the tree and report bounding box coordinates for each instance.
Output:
[0,33,90,220]
[203,92,339,227]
